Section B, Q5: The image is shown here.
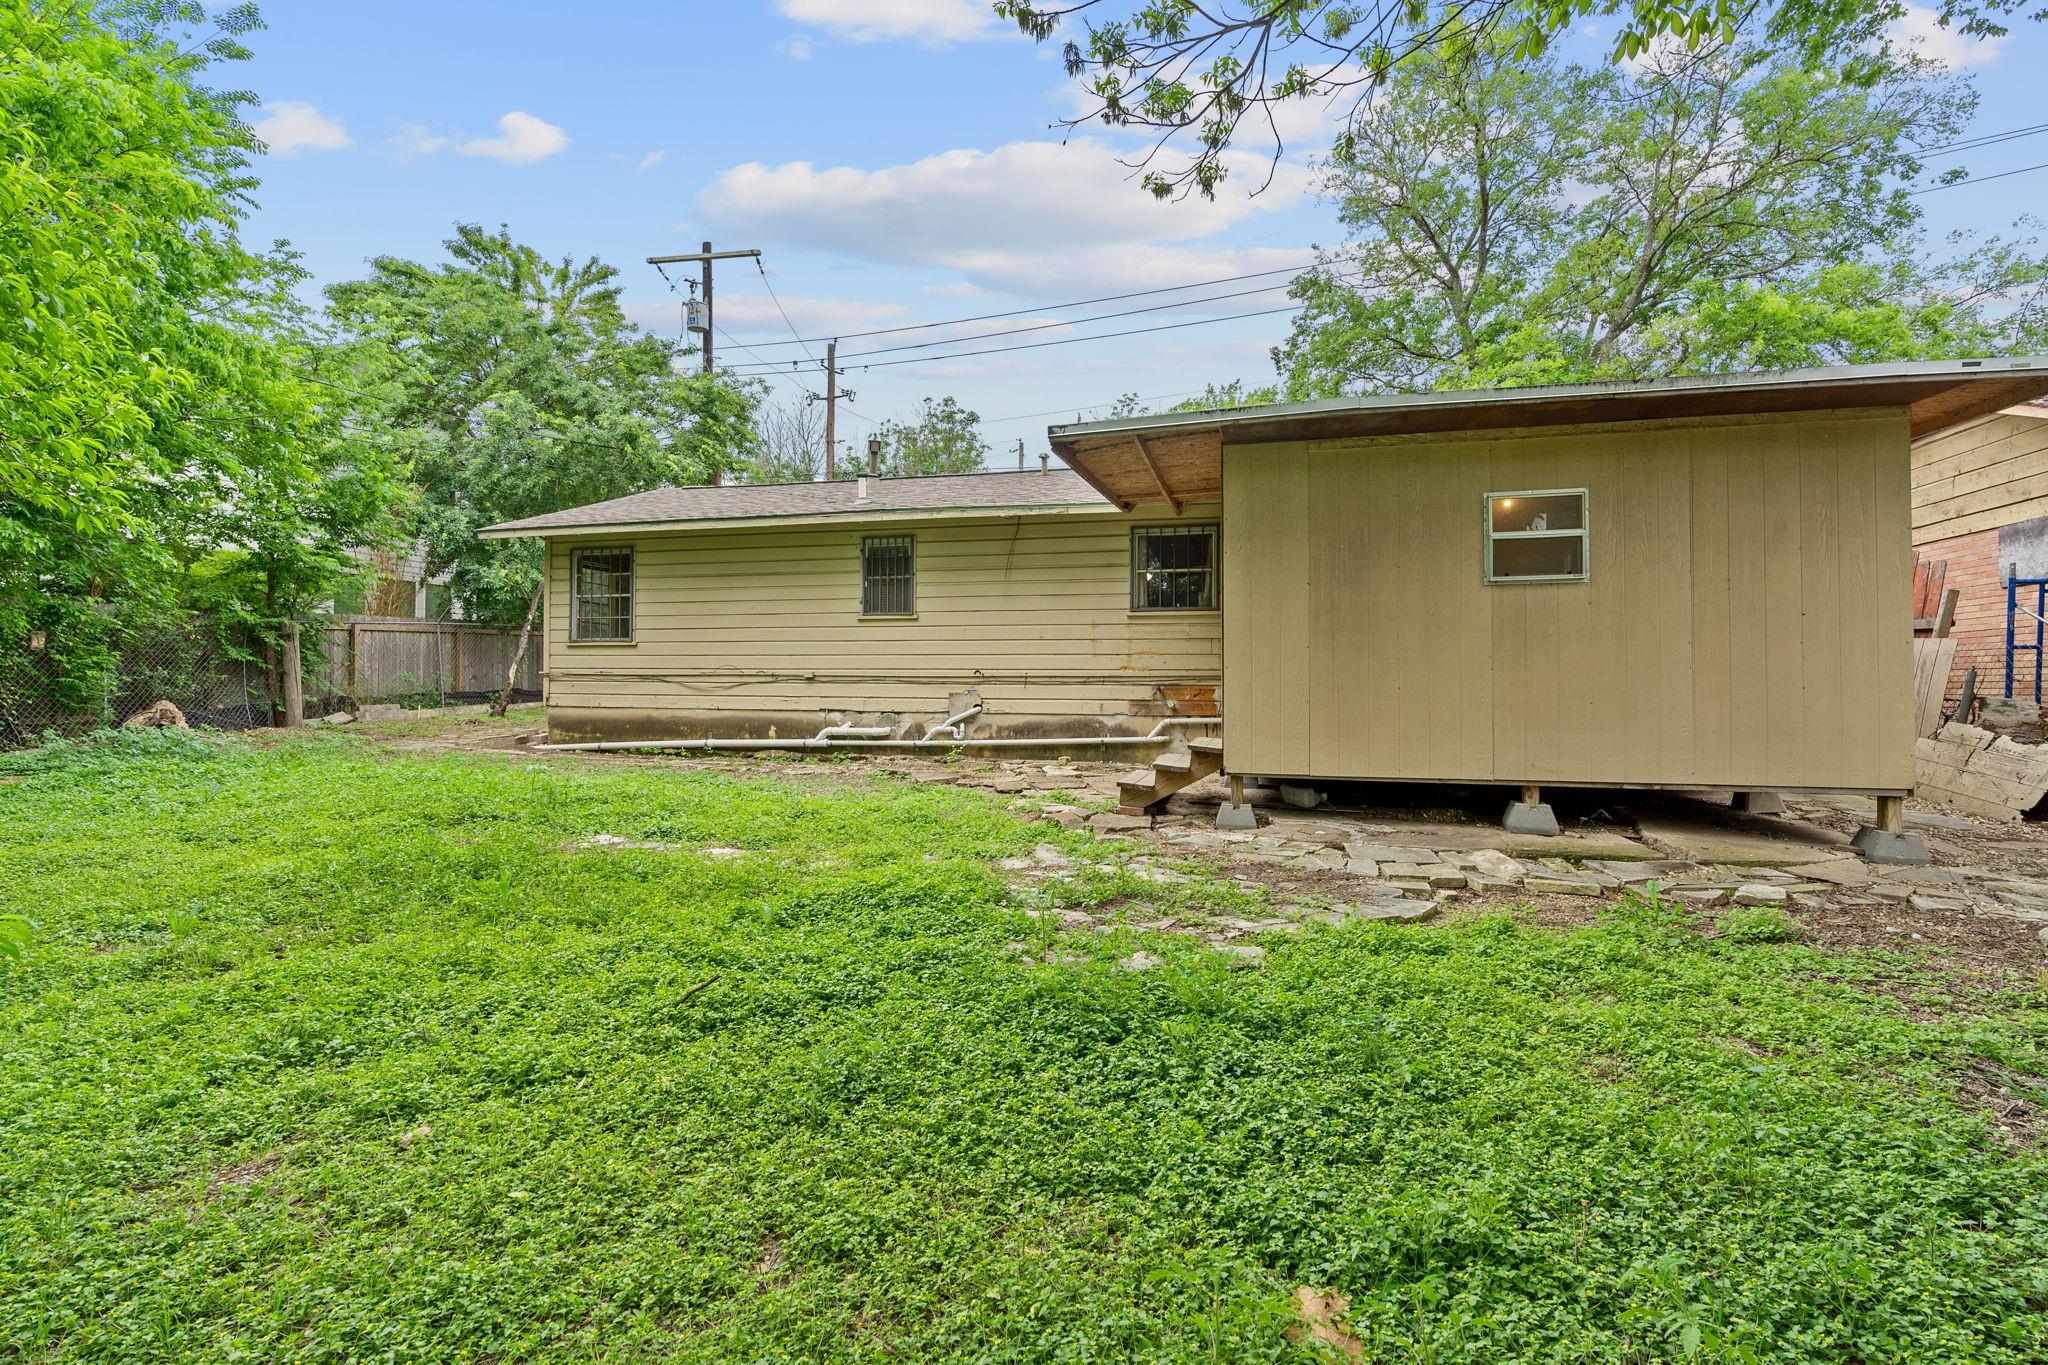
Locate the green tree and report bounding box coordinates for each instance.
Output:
[1275,30,2047,396]
[0,0,405,725]
[1169,380,1282,412]
[867,397,989,476]
[327,225,760,712]
[995,0,2042,198]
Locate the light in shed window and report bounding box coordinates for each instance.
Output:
[1485,490,1588,583]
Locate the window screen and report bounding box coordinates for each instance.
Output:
[1131,525,1219,610]
[861,536,916,615]
[1485,491,1588,583]
[570,548,634,641]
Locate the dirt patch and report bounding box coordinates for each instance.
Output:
[1287,1287,1363,1358]
[1787,898,2046,992]
[206,1154,282,1200]
[1957,1063,2044,1149]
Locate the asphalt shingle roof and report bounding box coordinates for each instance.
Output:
[481,468,1110,535]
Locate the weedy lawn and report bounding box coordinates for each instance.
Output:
[1,730,2045,1362]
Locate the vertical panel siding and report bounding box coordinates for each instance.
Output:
[1223,410,1914,791]
[540,505,1222,722]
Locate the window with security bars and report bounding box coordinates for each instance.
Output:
[1131,525,1219,610]
[570,548,634,641]
[861,536,916,616]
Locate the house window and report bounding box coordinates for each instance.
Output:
[570,548,634,641]
[1485,490,1588,583]
[862,536,916,616]
[1131,525,1219,610]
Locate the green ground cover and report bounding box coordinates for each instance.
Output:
[0,730,2044,1362]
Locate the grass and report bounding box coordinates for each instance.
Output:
[1,730,2046,1362]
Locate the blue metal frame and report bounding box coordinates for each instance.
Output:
[2006,576,2048,701]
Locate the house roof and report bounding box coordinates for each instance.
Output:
[1050,357,2048,511]
[478,467,1111,538]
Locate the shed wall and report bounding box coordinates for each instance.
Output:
[541,505,1222,739]
[1222,410,1914,791]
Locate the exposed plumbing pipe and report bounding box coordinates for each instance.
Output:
[921,701,984,741]
[532,713,1217,755]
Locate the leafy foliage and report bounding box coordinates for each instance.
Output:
[995,0,2045,198]
[1276,29,2048,395]
[1,735,2044,1359]
[0,0,402,706]
[325,225,761,624]
[865,396,989,477]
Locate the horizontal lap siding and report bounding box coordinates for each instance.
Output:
[543,506,1221,718]
[1913,412,2048,543]
[1224,412,1913,790]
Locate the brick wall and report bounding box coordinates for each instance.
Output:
[1919,526,2043,704]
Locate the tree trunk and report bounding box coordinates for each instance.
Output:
[491,583,544,718]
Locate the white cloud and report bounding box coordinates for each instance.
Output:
[389,123,449,160]
[456,111,570,166]
[701,137,1307,293]
[779,33,815,60]
[250,101,351,156]
[1887,2,2006,69]
[611,149,666,171]
[775,0,1002,45]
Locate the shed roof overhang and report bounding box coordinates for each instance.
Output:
[1048,358,2048,511]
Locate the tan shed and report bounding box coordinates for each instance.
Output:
[1050,359,2048,841]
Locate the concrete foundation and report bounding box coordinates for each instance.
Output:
[1732,790,1786,815]
[1215,802,1258,830]
[1502,801,1561,837]
[1278,783,1323,809]
[1849,827,1932,865]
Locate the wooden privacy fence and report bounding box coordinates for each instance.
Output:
[313,617,541,702]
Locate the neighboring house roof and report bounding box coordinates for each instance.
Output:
[480,468,1110,538]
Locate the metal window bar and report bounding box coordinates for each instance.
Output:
[572,549,634,641]
[1131,525,1218,610]
[862,536,915,616]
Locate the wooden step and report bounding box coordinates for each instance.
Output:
[1116,738,1226,814]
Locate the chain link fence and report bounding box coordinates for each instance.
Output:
[0,610,274,749]
[1,610,543,749]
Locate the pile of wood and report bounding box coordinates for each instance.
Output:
[1914,721,2048,822]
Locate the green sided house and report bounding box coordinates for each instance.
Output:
[480,358,2048,852]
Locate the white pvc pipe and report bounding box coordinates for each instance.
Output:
[921,701,985,741]
[529,711,1221,756]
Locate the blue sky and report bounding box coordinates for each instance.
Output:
[235,1,2048,465]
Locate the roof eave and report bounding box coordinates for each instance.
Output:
[476,499,1124,540]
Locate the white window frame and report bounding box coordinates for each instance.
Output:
[1484,488,1589,585]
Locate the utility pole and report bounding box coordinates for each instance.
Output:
[645,244,761,373]
[1015,438,1026,470]
[823,340,836,478]
[810,340,851,479]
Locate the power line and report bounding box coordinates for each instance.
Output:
[721,261,1320,349]
[1915,120,2048,159]
[728,274,1333,371]
[752,259,817,365]
[817,303,1306,374]
[1912,159,2048,195]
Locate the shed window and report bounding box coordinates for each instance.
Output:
[1485,491,1587,583]
[1132,525,1219,610]
[570,548,634,641]
[861,536,916,616]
